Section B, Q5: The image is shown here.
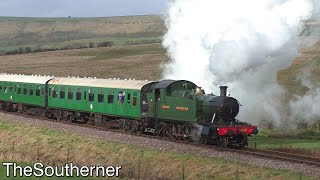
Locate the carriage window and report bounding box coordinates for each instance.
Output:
[127,93,131,104]
[108,95,114,104]
[52,90,58,98]
[118,91,124,104]
[4,84,7,93]
[60,89,65,99]
[133,97,137,106]
[48,88,51,97]
[76,88,82,100]
[89,90,94,102]
[36,88,41,96]
[30,86,34,96]
[0,85,2,92]
[68,88,73,100]
[23,85,27,95]
[98,94,104,103]
[84,91,87,100]
[89,93,94,102]
[9,84,13,92]
[133,92,138,106]
[17,86,22,95]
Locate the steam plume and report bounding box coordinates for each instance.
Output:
[163,0,320,126]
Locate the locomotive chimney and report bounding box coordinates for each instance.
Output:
[219,86,228,97]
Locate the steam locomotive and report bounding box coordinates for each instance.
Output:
[0,74,258,147]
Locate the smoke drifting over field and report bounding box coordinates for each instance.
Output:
[163,0,320,127]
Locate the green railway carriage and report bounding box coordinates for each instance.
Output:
[47,77,151,119]
[0,74,202,123]
[0,74,53,108]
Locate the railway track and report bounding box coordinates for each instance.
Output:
[227,146,320,167]
[3,110,320,167]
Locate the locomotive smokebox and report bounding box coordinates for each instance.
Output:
[219,86,228,97]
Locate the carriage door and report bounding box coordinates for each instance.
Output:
[141,91,148,117]
[45,79,53,108]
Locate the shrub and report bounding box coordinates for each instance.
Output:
[97,41,113,47]
[24,46,32,53]
[33,48,44,53]
[61,45,73,50]
[5,49,18,55]
[79,45,88,49]
[18,47,24,54]
[89,42,95,48]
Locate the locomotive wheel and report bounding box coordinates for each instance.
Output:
[201,137,208,145]
[216,136,227,148]
[238,134,248,148]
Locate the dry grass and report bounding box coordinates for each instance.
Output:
[0,43,168,81]
[0,119,314,179]
[0,16,165,48]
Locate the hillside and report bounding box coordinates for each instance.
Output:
[0,16,319,97]
[0,15,165,54]
[278,35,320,95]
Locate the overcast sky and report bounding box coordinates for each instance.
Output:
[0,0,169,17]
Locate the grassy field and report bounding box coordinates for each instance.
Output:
[0,119,315,180]
[249,136,320,150]
[0,43,167,80]
[0,15,165,54]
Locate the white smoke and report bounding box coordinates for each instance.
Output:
[163,0,320,126]
[289,70,320,127]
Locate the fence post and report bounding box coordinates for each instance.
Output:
[254,142,257,149]
[236,168,239,180]
[12,141,15,153]
[36,145,40,162]
[137,155,141,180]
[182,162,185,180]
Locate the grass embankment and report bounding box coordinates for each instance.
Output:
[0,119,315,179]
